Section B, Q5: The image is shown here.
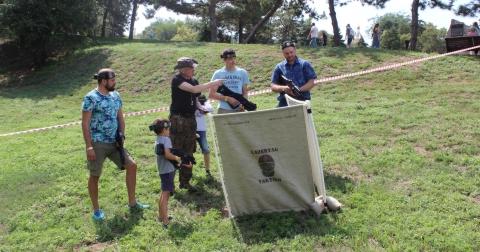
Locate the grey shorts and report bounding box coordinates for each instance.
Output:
[87,142,134,177]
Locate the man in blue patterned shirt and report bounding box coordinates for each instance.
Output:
[81,68,148,221]
[270,41,317,107]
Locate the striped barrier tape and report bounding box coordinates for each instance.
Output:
[1,44,479,137]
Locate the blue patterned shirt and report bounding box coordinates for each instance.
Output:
[82,89,122,143]
[271,57,317,106]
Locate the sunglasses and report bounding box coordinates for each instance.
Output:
[94,71,116,80]
[281,42,296,50]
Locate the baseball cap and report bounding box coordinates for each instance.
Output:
[174,57,198,69]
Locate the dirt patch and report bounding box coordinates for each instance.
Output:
[74,241,115,252]
[454,165,468,173]
[0,223,7,235]
[391,179,413,194]
[315,245,354,252]
[328,164,371,183]
[414,145,432,158]
[472,195,480,205]
[380,56,422,71]
[368,237,385,251]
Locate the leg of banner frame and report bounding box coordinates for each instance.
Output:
[306,101,342,211]
[208,113,233,218]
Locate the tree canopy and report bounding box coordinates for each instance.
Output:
[456,0,480,17]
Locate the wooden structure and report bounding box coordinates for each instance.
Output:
[445,23,480,53]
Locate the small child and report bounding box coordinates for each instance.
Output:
[195,95,214,178]
[149,119,182,228]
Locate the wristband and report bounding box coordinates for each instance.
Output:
[86,147,94,151]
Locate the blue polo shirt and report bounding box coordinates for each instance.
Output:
[271,57,317,107]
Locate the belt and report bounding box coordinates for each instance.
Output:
[171,113,195,118]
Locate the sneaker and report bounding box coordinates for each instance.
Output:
[92,209,105,221]
[129,201,150,211]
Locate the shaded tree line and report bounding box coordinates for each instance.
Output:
[0,0,477,67]
[0,0,154,66]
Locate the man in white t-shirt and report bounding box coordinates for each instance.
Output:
[308,23,319,48]
[209,49,250,114]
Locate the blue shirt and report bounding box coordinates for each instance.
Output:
[82,89,122,143]
[271,57,317,106]
[211,67,250,110]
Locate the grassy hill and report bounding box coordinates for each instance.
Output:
[0,40,479,251]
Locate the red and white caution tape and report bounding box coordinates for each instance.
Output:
[1,44,479,137]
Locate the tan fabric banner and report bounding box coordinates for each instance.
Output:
[212,105,315,217]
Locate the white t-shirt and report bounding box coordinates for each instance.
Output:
[310,26,319,38]
[195,100,213,131]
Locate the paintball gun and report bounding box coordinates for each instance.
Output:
[280,75,305,100]
[115,130,126,170]
[217,85,257,111]
[155,143,196,168]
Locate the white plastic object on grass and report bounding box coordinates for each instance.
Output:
[326,196,342,211]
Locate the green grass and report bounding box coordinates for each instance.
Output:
[1,40,479,251]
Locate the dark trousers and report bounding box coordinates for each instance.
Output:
[170,114,196,187]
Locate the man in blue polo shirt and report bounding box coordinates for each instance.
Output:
[270,41,317,107]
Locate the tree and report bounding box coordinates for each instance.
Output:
[1,0,98,65]
[101,0,113,37]
[208,0,219,42]
[244,0,283,43]
[153,0,304,43]
[241,0,320,44]
[152,0,215,40]
[129,0,156,39]
[456,0,480,16]
[409,0,452,50]
[171,25,198,41]
[372,13,413,50]
[327,0,341,46]
[270,6,307,44]
[98,0,131,38]
[324,0,390,47]
[381,28,401,49]
[140,18,178,40]
[417,23,447,53]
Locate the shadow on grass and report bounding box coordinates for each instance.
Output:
[173,176,226,214]
[0,48,112,100]
[324,172,355,194]
[232,210,344,245]
[229,173,352,245]
[94,209,144,242]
